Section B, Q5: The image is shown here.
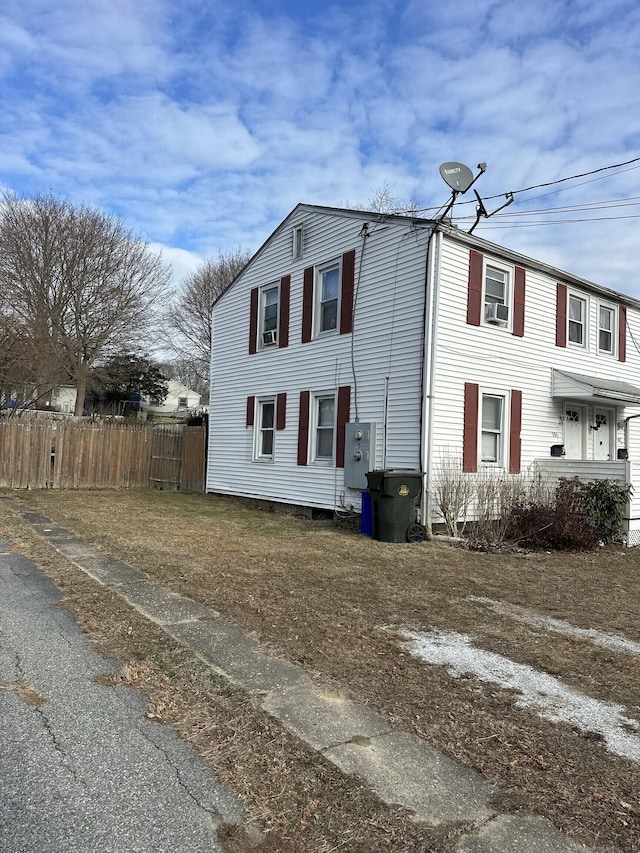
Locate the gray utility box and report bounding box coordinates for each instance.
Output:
[344,422,376,489]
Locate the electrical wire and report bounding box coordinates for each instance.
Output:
[483,155,640,201]
[412,156,640,217]
[461,213,640,230]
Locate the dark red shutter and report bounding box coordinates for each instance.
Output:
[249,288,258,354]
[619,305,627,362]
[467,250,483,326]
[556,283,567,347]
[302,267,314,343]
[463,382,479,473]
[339,249,356,334]
[278,275,290,349]
[297,391,310,465]
[509,390,522,474]
[246,396,255,427]
[276,393,287,430]
[512,267,525,337]
[336,385,351,468]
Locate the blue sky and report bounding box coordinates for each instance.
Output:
[1,0,640,294]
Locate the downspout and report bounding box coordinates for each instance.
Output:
[420,227,442,537]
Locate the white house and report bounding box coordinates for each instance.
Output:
[140,380,202,421]
[207,204,640,541]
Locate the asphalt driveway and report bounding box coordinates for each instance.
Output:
[0,538,245,853]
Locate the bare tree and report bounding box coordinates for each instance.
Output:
[343,181,423,216]
[0,192,171,415]
[0,314,38,412]
[165,248,251,383]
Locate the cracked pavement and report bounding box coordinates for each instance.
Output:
[0,539,245,853]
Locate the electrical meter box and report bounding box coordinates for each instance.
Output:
[344,422,376,489]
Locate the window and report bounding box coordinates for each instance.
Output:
[314,394,335,461]
[178,396,188,409]
[317,263,340,334]
[484,264,510,325]
[302,251,355,343]
[254,399,275,460]
[481,394,504,464]
[292,224,304,259]
[598,304,615,354]
[260,284,279,347]
[568,293,587,346]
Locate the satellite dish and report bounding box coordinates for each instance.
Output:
[439,162,475,193]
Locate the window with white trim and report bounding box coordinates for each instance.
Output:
[481,394,504,464]
[316,262,340,334]
[259,283,279,347]
[598,303,616,354]
[253,399,275,460]
[313,393,335,462]
[568,292,587,346]
[178,396,188,409]
[483,262,511,327]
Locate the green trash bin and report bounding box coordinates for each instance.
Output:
[366,469,426,543]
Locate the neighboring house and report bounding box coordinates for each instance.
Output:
[140,380,201,422]
[207,204,640,540]
[50,385,78,414]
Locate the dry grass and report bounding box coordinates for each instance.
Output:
[2,488,640,851]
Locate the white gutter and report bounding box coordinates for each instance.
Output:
[421,228,442,535]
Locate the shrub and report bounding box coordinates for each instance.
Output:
[582,478,632,544]
[507,477,631,550]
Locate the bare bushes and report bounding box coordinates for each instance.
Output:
[431,454,473,537]
[431,458,629,550]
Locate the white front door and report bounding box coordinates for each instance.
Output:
[593,408,614,460]
[564,404,586,459]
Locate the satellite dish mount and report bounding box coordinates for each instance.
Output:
[438,161,486,219]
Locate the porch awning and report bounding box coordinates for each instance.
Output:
[552,369,640,405]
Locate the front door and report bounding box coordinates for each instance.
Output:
[593,408,614,460]
[564,403,586,459]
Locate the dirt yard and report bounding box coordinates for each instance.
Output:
[1,488,639,852]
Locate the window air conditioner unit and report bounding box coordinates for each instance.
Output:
[485,302,509,324]
[262,329,278,346]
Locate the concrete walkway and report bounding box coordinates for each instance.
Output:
[7,499,590,852]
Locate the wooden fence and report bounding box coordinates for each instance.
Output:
[0,419,206,491]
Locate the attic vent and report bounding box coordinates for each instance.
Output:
[485,302,509,325]
[292,224,304,259]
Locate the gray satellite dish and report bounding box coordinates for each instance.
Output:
[439,162,475,193]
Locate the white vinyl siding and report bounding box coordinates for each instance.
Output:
[208,206,429,511]
[432,235,640,482]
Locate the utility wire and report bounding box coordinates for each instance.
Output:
[482,155,640,200]
[466,213,640,230]
[414,155,640,215]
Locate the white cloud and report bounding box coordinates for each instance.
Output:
[0,0,639,295]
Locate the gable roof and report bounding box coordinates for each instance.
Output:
[214,203,640,313]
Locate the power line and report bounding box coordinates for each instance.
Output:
[414,155,640,215]
[483,155,640,200]
[466,213,640,230]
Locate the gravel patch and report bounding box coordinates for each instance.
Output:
[469,596,640,657]
[399,628,640,764]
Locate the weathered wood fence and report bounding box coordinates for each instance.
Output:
[0,420,206,491]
